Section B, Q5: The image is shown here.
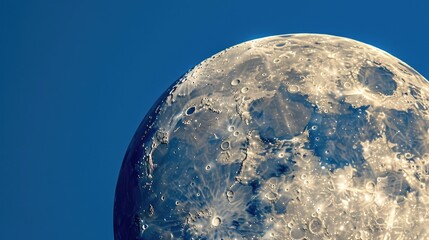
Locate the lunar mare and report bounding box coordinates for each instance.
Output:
[114,34,429,239]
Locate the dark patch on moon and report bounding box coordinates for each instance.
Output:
[358,66,397,95]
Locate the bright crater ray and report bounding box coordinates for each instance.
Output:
[114,34,429,240]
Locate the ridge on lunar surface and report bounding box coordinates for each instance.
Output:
[114,34,429,240]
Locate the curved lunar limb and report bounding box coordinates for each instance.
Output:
[114,34,429,240]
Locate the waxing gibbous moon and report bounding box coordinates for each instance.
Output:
[114,34,429,239]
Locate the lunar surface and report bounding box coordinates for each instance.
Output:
[114,34,429,240]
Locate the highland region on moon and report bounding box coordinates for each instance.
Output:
[114,34,429,240]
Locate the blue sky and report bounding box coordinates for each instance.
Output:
[1,0,428,239]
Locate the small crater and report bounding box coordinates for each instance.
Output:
[288,85,300,93]
[309,218,323,234]
[241,87,249,93]
[211,217,221,227]
[343,82,351,88]
[405,152,413,159]
[365,181,376,192]
[186,106,196,115]
[376,217,385,225]
[231,79,241,86]
[220,141,230,150]
[142,224,148,230]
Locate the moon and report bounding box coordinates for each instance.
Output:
[114,34,429,239]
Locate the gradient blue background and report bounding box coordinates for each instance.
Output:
[1,0,428,239]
